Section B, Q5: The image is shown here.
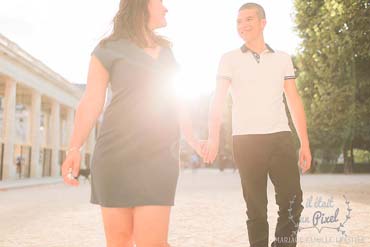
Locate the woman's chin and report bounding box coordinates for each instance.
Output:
[159,21,167,28]
[151,22,167,31]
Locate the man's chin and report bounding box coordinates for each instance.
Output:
[244,36,256,43]
[240,36,250,43]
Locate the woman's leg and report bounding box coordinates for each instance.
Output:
[101,207,134,247]
[133,206,171,247]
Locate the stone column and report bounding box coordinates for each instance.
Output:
[2,78,17,180]
[50,100,60,177]
[80,144,86,169]
[84,127,96,169]
[30,90,42,178]
[66,107,74,147]
[87,127,96,153]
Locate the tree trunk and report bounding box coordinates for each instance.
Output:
[349,141,354,173]
[343,141,354,174]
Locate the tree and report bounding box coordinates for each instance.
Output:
[293,0,370,173]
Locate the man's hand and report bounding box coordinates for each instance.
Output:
[284,79,312,174]
[202,138,220,164]
[299,146,312,174]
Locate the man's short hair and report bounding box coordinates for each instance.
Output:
[239,3,266,19]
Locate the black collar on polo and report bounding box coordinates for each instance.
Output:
[240,44,275,53]
[240,44,275,64]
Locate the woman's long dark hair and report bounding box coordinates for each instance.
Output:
[100,0,170,48]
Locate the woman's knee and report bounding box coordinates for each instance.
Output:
[106,238,133,247]
[133,206,171,247]
[105,229,133,247]
[101,207,134,247]
[135,240,170,247]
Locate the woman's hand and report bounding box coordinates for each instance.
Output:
[196,140,208,159]
[61,151,81,186]
[188,139,207,158]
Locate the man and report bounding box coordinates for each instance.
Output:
[202,3,311,247]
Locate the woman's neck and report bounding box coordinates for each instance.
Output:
[144,29,157,48]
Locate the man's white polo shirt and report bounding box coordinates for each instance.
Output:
[217,44,296,135]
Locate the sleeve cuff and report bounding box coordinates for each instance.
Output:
[284,76,296,80]
[217,75,232,81]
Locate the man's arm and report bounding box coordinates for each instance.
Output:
[204,78,231,163]
[284,79,312,173]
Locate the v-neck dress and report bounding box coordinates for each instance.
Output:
[89,38,180,207]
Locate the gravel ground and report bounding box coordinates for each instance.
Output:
[0,169,369,247]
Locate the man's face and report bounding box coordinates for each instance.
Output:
[237,8,266,42]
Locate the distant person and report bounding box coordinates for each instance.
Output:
[190,153,200,170]
[15,156,22,179]
[219,154,228,172]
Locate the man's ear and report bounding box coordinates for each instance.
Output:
[261,19,267,29]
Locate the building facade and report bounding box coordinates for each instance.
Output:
[0,33,98,181]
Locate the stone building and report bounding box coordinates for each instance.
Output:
[0,33,98,181]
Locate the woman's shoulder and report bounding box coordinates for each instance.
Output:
[90,38,130,71]
[95,37,131,51]
[161,46,180,71]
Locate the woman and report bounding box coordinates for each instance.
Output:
[61,0,202,246]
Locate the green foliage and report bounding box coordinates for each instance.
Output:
[293,0,370,169]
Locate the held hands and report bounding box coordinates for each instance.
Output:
[191,138,312,173]
[190,138,220,165]
[201,137,219,164]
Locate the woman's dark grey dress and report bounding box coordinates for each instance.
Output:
[89,38,180,208]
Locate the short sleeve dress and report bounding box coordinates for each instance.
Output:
[89,38,180,208]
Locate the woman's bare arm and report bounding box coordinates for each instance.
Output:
[68,56,109,151]
[176,99,202,154]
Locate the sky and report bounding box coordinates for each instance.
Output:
[0,0,300,98]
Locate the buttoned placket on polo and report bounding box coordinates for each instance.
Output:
[240,44,275,64]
